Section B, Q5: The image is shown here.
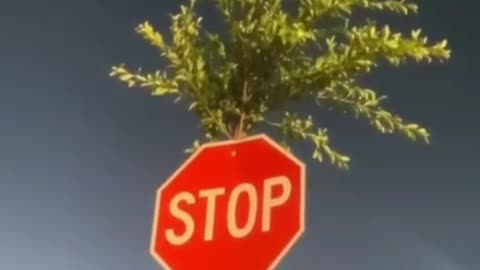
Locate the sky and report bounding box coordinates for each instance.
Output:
[0,0,479,269]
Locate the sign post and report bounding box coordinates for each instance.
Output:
[150,134,306,270]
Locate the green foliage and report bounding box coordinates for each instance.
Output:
[110,0,450,169]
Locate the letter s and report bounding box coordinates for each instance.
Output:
[165,192,195,245]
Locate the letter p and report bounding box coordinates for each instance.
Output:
[262,176,292,232]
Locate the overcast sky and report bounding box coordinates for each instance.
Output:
[1,0,479,269]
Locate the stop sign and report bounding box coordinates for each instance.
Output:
[150,134,306,270]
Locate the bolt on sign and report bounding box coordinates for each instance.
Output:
[150,134,306,270]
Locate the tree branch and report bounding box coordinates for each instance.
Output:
[233,80,249,138]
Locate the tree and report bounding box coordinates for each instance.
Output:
[110,0,450,169]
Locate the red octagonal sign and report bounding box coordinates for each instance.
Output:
[150,134,306,270]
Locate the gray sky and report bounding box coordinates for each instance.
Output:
[1,0,479,269]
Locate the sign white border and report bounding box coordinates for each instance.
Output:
[150,134,306,270]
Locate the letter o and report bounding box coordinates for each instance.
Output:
[227,183,258,238]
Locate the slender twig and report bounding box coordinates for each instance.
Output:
[205,106,233,139]
[186,75,232,139]
[234,80,249,139]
